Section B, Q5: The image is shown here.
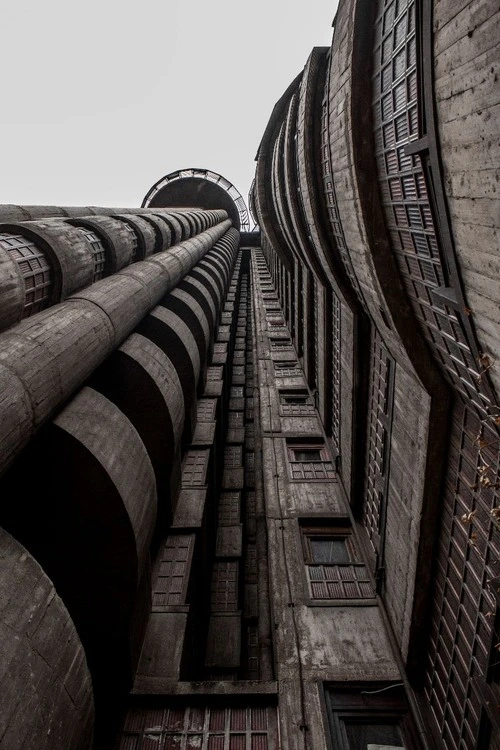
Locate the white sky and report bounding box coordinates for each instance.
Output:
[0,0,339,209]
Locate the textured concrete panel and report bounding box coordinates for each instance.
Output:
[0,529,94,750]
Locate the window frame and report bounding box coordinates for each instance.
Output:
[323,683,420,750]
[299,520,375,603]
[286,439,336,482]
[279,389,315,416]
[301,524,358,565]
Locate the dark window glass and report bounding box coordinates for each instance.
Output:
[344,720,405,749]
[326,683,416,749]
[294,449,322,462]
[283,395,307,404]
[310,538,350,564]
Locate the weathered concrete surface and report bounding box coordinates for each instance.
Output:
[0,219,232,477]
[0,528,94,750]
[434,0,500,397]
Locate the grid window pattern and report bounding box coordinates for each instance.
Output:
[0,232,53,316]
[363,330,395,556]
[274,361,302,378]
[287,442,336,481]
[268,325,287,334]
[331,292,341,448]
[245,492,257,536]
[211,562,239,612]
[313,280,320,393]
[120,705,277,749]
[424,405,500,749]
[231,387,244,399]
[197,399,217,423]
[302,526,373,600]
[270,339,293,350]
[182,450,209,486]
[152,535,194,607]
[244,544,258,583]
[279,391,314,416]
[246,625,259,680]
[372,0,486,411]
[218,493,240,526]
[76,228,107,282]
[308,565,373,600]
[228,411,244,429]
[224,445,243,468]
[207,366,223,381]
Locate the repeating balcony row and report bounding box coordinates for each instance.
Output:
[0,207,228,332]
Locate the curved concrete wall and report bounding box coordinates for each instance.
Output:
[434,0,500,397]
[0,214,239,748]
[253,0,453,681]
[0,386,157,742]
[0,528,94,750]
[0,218,232,478]
[0,208,228,332]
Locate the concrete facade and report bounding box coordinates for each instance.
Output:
[0,1,499,748]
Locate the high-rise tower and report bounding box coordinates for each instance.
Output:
[0,0,499,748]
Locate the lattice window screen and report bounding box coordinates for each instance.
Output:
[218,493,241,526]
[424,405,500,748]
[152,535,194,607]
[182,450,209,486]
[372,0,487,412]
[0,232,53,316]
[224,445,243,468]
[308,565,373,599]
[363,329,395,557]
[331,292,341,448]
[120,705,277,749]
[211,562,239,612]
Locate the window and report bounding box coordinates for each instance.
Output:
[286,440,335,481]
[294,448,321,462]
[301,523,373,600]
[182,449,209,486]
[270,338,293,350]
[279,390,314,416]
[326,684,418,749]
[152,534,194,608]
[282,395,307,405]
[120,704,278,749]
[267,316,285,326]
[274,360,302,378]
[309,536,352,564]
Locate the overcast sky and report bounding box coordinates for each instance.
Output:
[1,0,338,209]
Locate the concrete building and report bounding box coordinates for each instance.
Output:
[0,0,499,748]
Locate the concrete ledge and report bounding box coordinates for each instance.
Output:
[131,680,278,696]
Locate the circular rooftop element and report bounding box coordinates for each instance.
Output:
[248,178,258,227]
[142,168,250,232]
